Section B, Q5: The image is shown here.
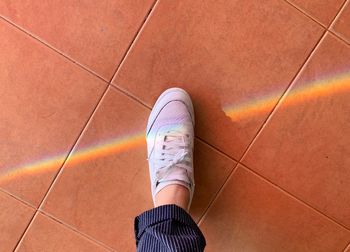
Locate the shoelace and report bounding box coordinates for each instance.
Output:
[153,129,192,183]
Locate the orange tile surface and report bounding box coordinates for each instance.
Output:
[112,0,324,160]
[16,213,109,252]
[287,0,345,26]
[332,1,350,43]
[0,0,155,80]
[1,0,350,251]
[190,139,236,222]
[0,18,106,206]
[200,166,350,251]
[0,190,34,252]
[242,33,350,228]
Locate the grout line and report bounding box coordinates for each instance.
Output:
[110,78,242,167]
[0,15,109,84]
[109,0,159,83]
[38,85,110,209]
[239,30,327,162]
[195,136,239,163]
[282,0,327,28]
[197,162,240,226]
[107,1,350,232]
[107,0,349,174]
[197,0,350,227]
[343,242,350,252]
[12,85,110,252]
[110,84,152,110]
[328,0,349,31]
[197,27,329,226]
[0,188,35,209]
[199,30,344,224]
[328,29,350,45]
[198,157,350,233]
[282,0,350,45]
[109,84,240,166]
[328,0,350,45]
[8,1,160,250]
[239,0,348,162]
[24,0,159,247]
[239,163,350,233]
[13,211,39,252]
[12,210,116,252]
[38,210,116,251]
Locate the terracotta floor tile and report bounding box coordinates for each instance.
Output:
[0,0,155,80]
[287,0,345,26]
[200,166,350,251]
[190,140,236,222]
[16,213,109,252]
[0,190,35,252]
[42,87,151,251]
[42,87,236,250]
[242,33,350,228]
[112,0,324,160]
[332,1,350,44]
[0,19,106,206]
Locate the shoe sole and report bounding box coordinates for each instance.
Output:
[146,87,195,135]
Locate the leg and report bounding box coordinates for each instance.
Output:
[155,184,190,210]
[134,88,206,251]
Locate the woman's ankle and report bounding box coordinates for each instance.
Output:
[155,184,190,211]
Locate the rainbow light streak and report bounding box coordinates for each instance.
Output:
[0,132,145,182]
[223,71,350,120]
[1,71,349,182]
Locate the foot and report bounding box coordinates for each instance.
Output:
[146,88,195,211]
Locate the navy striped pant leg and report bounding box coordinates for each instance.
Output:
[134,204,206,252]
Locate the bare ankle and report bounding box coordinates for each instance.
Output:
[155,184,190,211]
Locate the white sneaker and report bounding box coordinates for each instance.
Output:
[146,87,195,210]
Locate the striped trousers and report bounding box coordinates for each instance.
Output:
[134,204,206,251]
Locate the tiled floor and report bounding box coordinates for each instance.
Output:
[332,0,350,43]
[0,0,349,251]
